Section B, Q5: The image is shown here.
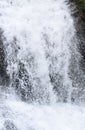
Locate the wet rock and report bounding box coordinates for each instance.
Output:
[12,61,33,102]
[69,0,85,103]
[0,29,10,86]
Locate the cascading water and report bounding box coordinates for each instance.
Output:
[0,0,76,103]
[0,0,85,130]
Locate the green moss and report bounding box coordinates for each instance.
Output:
[75,0,85,9]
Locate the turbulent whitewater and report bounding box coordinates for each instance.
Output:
[0,0,77,103]
[0,0,85,130]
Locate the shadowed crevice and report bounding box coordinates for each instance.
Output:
[0,29,10,86]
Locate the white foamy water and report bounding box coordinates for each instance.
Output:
[0,97,85,130]
[0,0,84,130]
[0,0,76,102]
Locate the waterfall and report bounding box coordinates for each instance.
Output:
[0,0,85,130]
[0,0,77,103]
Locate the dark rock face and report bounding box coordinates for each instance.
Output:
[69,0,85,103]
[12,61,33,102]
[0,29,9,86]
[70,0,85,65]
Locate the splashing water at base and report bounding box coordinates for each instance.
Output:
[0,97,85,130]
[0,0,85,129]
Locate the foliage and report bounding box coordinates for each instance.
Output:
[75,0,85,9]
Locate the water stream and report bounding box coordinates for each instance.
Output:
[0,0,85,129]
